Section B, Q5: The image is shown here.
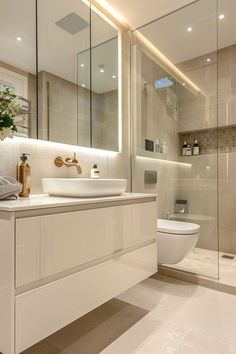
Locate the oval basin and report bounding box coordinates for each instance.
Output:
[42,178,127,198]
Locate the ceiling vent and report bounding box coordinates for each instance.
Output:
[55,12,89,35]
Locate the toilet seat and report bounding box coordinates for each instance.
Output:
[158,219,200,235]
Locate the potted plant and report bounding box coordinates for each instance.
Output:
[0,87,21,141]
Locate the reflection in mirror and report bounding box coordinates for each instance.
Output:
[91,7,119,151]
[0,0,37,139]
[37,0,120,151]
[38,0,91,146]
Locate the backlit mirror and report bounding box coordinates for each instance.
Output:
[37,0,120,151]
[0,0,37,139]
[0,0,120,151]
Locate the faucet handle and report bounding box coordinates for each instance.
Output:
[54,156,64,168]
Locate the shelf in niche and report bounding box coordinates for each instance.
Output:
[179,125,236,155]
[179,154,217,159]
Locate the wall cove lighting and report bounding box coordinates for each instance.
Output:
[95,0,126,23]
[135,31,201,93]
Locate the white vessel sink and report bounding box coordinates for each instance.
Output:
[42,178,127,198]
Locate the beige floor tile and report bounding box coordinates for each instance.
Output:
[21,276,236,354]
[23,298,147,354]
[168,286,236,347]
[174,331,236,354]
[21,340,69,354]
[100,317,163,354]
[117,277,197,322]
[134,322,188,354]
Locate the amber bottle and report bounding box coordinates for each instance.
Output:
[17,153,31,197]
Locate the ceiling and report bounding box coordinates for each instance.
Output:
[1,0,236,92]
[108,0,197,29]
[134,0,236,64]
[0,0,118,93]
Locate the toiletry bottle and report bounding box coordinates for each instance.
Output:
[182,141,188,156]
[17,153,31,197]
[186,144,192,156]
[193,139,200,156]
[91,164,100,179]
[154,139,161,153]
[162,141,168,155]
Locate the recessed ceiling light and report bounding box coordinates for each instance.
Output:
[182,83,186,86]
[100,69,104,73]
[112,75,116,79]
[82,84,85,88]
[187,27,192,32]
[16,36,22,41]
[206,58,211,62]
[219,14,225,20]
[80,64,85,68]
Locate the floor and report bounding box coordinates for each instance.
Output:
[22,275,236,354]
[167,247,236,287]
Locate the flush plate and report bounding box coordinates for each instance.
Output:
[144,171,157,184]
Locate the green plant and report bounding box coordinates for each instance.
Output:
[0,87,21,133]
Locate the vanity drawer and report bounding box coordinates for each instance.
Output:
[16,202,156,287]
[15,242,157,353]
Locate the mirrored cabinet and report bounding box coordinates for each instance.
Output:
[0,0,121,151]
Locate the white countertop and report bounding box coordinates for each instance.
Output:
[0,193,157,212]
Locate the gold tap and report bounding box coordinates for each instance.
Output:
[54,153,82,175]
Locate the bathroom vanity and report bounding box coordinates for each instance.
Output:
[0,193,157,354]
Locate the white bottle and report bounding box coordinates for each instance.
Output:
[91,164,100,179]
[182,141,188,156]
[154,139,161,153]
[186,144,192,156]
[162,141,168,155]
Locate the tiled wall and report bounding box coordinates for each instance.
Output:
[177,154,218,251]
[177,44,236,254]
[132,47,179,218]
[132,42,236,256]
[0,137,130,195]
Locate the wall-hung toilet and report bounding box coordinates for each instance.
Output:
[157,219,200,265]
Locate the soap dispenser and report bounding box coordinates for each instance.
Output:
[17,153,31,197]
[91,164,100,179]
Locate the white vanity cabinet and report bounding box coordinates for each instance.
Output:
[0,194,157,354]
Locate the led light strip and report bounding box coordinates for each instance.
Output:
[93,0,201,94]
[135,31,201,93]
[94,0,126,24]
[135,155,192,167]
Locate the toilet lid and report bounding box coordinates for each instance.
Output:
[157,219,200,235]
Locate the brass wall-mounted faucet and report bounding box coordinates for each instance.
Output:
[54,153,82,175]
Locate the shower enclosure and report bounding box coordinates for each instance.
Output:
[131,0,220,279]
